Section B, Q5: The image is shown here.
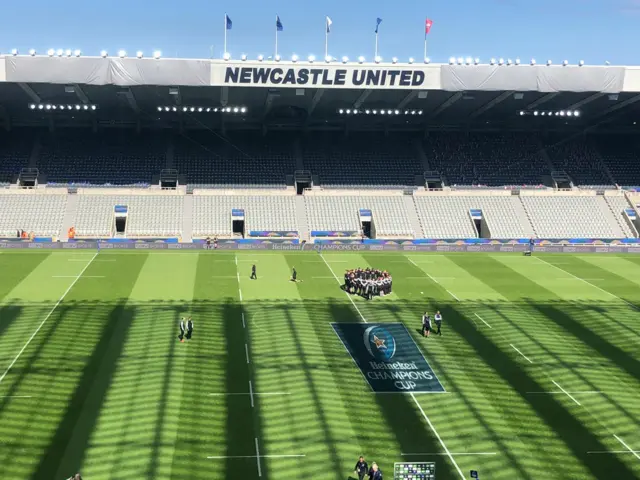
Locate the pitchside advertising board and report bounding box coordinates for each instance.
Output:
[331,323,444,393]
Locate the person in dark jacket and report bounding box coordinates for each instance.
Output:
[251,264,257,280]
[354,456,368,480]
[369,462,382,480]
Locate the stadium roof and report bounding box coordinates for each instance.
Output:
[1,55,639,130]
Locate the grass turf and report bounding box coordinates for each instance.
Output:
[0,250,638,480]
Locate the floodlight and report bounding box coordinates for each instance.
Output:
[554,111,560,116]
[358,56,365,63]
[47,49,55,57]
[541,111,546,116]
[45,104,51,110]
[380,109,385,115]
[579,60,584,66]
[519,111,525,116]
[74,49,81,57]
[353,110,358,115]
[91,105,96,111]
[424,57,430,64]
[498,58,504,65]
[515,58,521,65]
[29,104,35,109]
[65,49,72,57]
[449,57,455,64]
[275,54,281,62]
[325,55,332,63]
[233,107,239,113]
[308,55,316,62]
[507,59,512,65]
[574,110,580,116]
[206,107,211,112]
[157,106,162,112]
[559,110,565,116]
[37,104,44,110]
[76,105,81,110]
[118,50,126,58]
[257,54,264,61]
[223,52,231,60]
[29,49,36,56]
[153,51,162,59]
[546,59,552,65]
[213,108,218,112]
[409,57,414,64]
[11,49,18,56]
[394,109,400,115]
[56,49,63,57]
[372,109,377,114]
[411,110,416,115]
[457,57,464,65]
[375,56,382,63]
[533,111,539,116]
[530,58,536,65]
[52,105,58,110]
[474,58,480,65]
[225,107,231,113]
[291,54,299,62]
[465,57,472,65]
[182,107,188,112]
[240,107,247,113]
[342,56,348,63]
[562,60,568,66]
[339,109,344,114]
[392,57,398,64]
[418,110,423,115]
[346,109,351,114]
[605,61,610,65]
[136,51,143,58]
[566,111,573,117]
[190,107,195,112]
[490,58,496,65]
[101,50,108,58]
[365,109,370,114]
[83,105,89,110]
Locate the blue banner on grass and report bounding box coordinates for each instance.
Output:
[331,323,444,393]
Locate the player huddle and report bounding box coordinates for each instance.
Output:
[343,268,392,300]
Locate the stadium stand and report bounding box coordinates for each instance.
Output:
[174,132,296,187]
[423,132,550,187]
[304,194,414,237]
[520,194,630,238]
[38,129,166,186]
[301,132,422,187]
[604,195,636,237]
[0,129,33,185]
[591,134,640,187]
[74,194,183,237]
[0,193,67,237]
[543,134,612,187]
[192,193,298,237]
[413,194,534,238]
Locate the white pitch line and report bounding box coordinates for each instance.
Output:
[527,391,604,395]
[242,312,246,328]
[510,344,534,364]
[235,255,238,266]
[411,392,466,480]
[446,290,460,301]
[551,380,581,406]
[0,252,98,385]
[0,395,32,398]
[324,252,462,477]
[245,343,250,364]
[255,438,262,477]
[69,258,115,262]
[239,289,243,302]
[236,272,240,282]
[208,392,290,396]
[207,454,305,459]
[402,452,497,456]
[535,257,639,311]
[52,275,104,278]
[248,380,255,408]
[588,450,640,455]
[474,313,492,329]
[614,434,640,460]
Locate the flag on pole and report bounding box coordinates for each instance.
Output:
[375,17,382,33]
[226,14,233,30]
[326,16,333,33]
[276,15,283,31]
[425,18,433,34]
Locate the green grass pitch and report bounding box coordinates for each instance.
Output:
[0,250,639,480]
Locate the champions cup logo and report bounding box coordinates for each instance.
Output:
[363,326,396,361]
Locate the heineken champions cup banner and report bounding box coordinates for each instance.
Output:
[332,323,444,393]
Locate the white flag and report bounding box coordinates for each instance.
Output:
[326,16,333,33]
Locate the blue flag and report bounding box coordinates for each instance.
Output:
[375,17,382,33]
[276,15,283,31]
[326,16,333,34]
[226,14,232,30]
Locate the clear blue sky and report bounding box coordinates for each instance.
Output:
[2,0,638,65]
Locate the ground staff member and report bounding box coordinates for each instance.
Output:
[422,312,431,337]
[369,462,382,480]
[434,311,442,336]
[354,456,368,480]
[251,264,257,280]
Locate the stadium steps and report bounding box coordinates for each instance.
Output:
[591,145,617,186]
[28,135,41,169]
[517,196,539,237]
[404,195,423,239]
[61,193,79,241]
[594,196,628,237]
[604,196,636,238]
[294,195,310,241]
[413,137,430,170]
[181,194,194,242]
[166,137,174,169]
[293,137,304,171]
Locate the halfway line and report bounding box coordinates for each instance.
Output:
[0,252,98,385]
[207,454,305,459]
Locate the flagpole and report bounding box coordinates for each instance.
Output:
[224,15,227,55]
[424,33,427,61]
[325,24,328,59]
[375,31,378,58]
[275,23,278,58]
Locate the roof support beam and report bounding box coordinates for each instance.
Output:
[566,92,604,111]
[263,90,277,119]
[220,86,229,107]
[526,92,557,110]
[431,92,463,117]
[587,94,640,129]
[308,89,324,116]
[469,91,513,118]
[72,84,89,104]
[396,91,418,110]
[18,83,41,104]
[353,89,372,109]
[119,88,139,113]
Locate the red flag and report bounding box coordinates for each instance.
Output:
[425,18,433,34]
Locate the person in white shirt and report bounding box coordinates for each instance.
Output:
[434,311,443,336]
